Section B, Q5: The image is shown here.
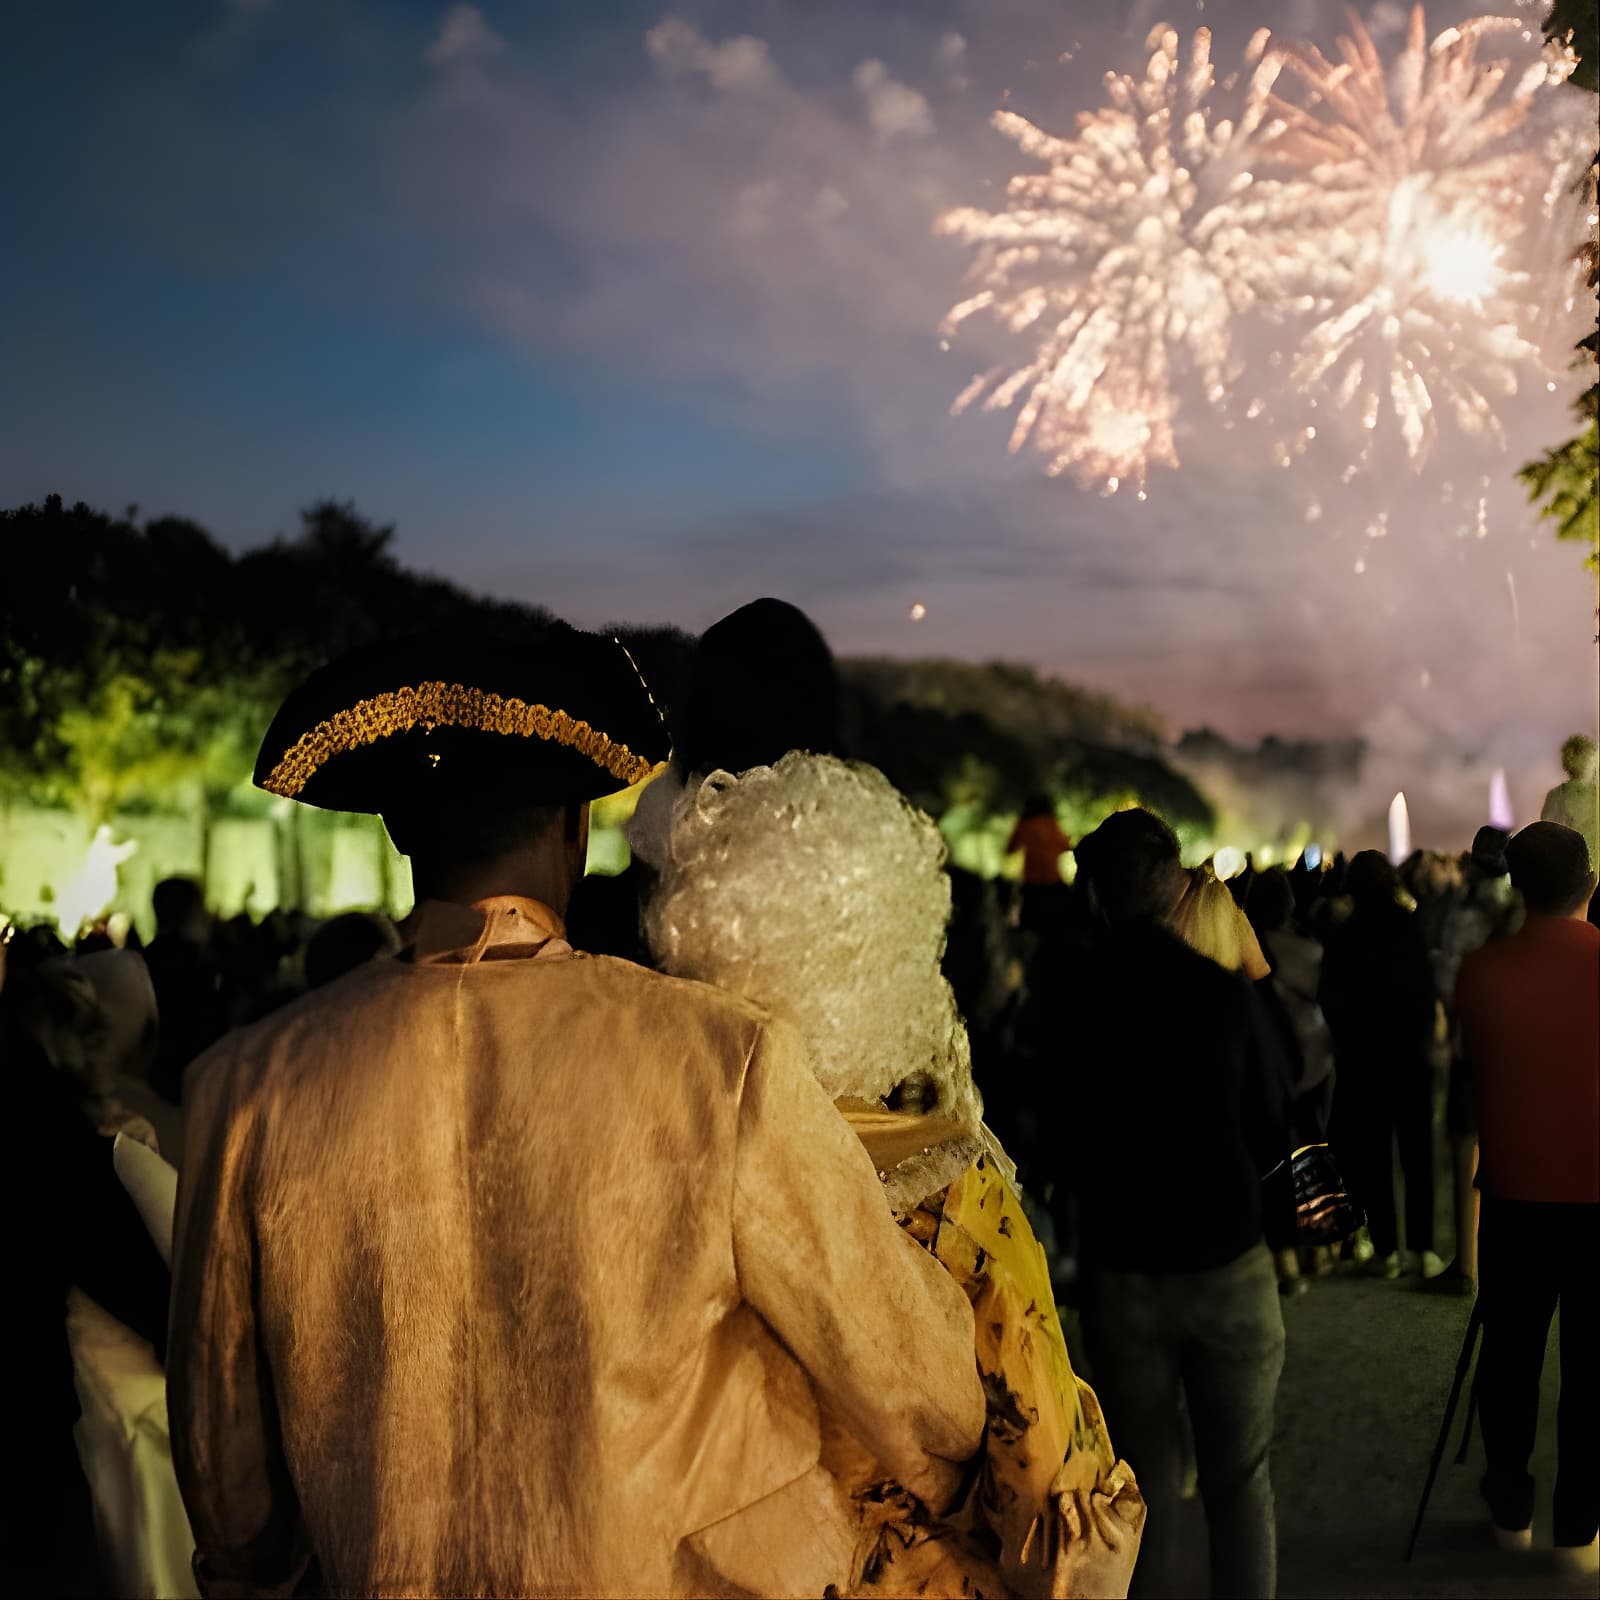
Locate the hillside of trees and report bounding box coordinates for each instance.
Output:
[2,494,1213,840]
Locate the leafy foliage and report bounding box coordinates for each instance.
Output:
[1546,0,1598,95]
[843,657,1211,830]
[1522,1,1599,571]
[0,495,558,819]
[1519,419,1600,568]
[1,496,1215,840]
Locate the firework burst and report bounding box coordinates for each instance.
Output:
[939,8,1587,491]
[1266,5,1580,465]
[935,24,1304,493]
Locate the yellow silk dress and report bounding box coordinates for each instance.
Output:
[838,1109,1145,1599]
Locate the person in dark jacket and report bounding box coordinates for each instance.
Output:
[142,877,227,1104]
[7,965,171,1596]
[1319,849,1441,1278]
[1029,808,1291,1600]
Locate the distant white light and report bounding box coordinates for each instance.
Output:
[908,601,928,622]
[1214,846,1247,880]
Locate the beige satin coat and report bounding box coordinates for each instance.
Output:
[169,898,984,1599]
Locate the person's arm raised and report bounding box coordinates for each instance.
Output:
[731,1020,985,1513]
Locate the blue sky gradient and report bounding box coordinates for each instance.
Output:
[4,0,1595,832]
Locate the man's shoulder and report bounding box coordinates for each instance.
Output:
[570,953,772,1037]
[1458,919,1597,989]
[186,953,775,1110]
[1142,921,1246,985]
[182,958,395,1099]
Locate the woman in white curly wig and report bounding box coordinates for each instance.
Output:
[641,599,1144,1599]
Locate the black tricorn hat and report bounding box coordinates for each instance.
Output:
[253,626,668,813]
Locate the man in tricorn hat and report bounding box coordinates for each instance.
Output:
[168,625,983,1598]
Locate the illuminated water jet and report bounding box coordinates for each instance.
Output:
[1388,791,1411,863]
[1488,768,1514,830]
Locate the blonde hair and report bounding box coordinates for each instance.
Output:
[1168,869,1271,980]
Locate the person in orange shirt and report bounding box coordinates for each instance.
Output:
[1008,794,1074,949]
[1008,793,1075,886]
[1456,821,1598,1567]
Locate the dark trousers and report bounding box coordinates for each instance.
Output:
[1478,1196,1599,1547]
[1084,1243,1285,1598]
[1333,1067,1433,1257]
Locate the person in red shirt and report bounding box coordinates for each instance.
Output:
[1456,821,1598,1564]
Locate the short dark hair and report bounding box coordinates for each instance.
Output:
[1344,850,1399,908]
[382,798,566,868]
[151,877,205,933]
[1506,821,1596,917]
[1247,866,1294,933]
[674,598,842,778]
[1075,807,1183,923]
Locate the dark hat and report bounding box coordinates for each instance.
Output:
[676,598,842,778]
[254,627,668,813]
[1505,821,1595,916]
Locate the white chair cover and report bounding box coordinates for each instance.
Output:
[68,1135,198,1598]
[113,1131,177,1266]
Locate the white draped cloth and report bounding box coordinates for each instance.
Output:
[68,1134,198,1599]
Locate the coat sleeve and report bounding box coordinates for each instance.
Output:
[731,1020,986,1512]
[168,1047,312,1600]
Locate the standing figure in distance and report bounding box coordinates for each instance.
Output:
[1456,822,1598,1570]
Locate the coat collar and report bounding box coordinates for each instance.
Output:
[411,896,572,965]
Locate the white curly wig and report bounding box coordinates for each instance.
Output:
[644,753,979,1128]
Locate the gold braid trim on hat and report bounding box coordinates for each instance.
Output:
[262,681,654,799]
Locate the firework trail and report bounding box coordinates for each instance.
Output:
[935,24,1307,494]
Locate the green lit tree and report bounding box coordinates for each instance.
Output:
[2,494,1225,903]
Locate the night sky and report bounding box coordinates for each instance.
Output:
[3,0,1595,828]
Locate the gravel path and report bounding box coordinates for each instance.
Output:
[1273,1272,1585,1599]
[1058,1251,1589,1596]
